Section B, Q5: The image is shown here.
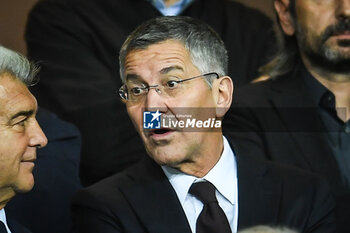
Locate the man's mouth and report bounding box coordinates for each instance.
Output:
[21,156,36,163]
[323,19,350,42]
[331,31,350,47]
[148,128,175,137]
[332,31,350,40]
[333,30,350,36]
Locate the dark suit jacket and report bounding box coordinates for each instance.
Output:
[6,108,82,233]
[223,65,350,232]
[6,219,32,233]
[26,0,275,185]
[71,149,335,233]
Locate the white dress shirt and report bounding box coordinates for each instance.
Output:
[0,209,12,233]
[162,136,238,233]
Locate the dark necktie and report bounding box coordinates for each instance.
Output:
[189,182,232,233]
[0,221,7,233]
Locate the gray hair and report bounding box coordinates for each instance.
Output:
[0,45,39,85]
[239,225,299,233]
[119,16,228,85]
[260,0,297,78]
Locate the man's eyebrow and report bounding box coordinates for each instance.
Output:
[125,66,184,81]
[160,66,184,75]
[125,74,141,82]
[10,110,34,121]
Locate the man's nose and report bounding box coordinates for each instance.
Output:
[336,0,350,19]
[144,87,167,111]
[28,119,48,148]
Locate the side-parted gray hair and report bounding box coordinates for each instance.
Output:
[0,45,39,85]
[119,16,228,84]
[239,225,299,233]
[259,0,297,78]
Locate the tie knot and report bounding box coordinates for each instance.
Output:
[189,181,217,204]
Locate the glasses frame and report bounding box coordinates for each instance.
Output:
[118,72,219,101]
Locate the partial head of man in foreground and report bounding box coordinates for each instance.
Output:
[239,225,299,233]
[0,45,48,209]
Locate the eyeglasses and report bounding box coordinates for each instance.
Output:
[118,72,219,102]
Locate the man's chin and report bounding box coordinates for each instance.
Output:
[148,150,183,167]
[306,46,350,73]
[13,176,35,193]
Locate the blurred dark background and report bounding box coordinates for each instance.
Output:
[0,0,274,54]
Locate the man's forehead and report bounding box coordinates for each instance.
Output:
[0,73,27,96]
[0,85,7,99]
[0,74,37,118]
[125,40,190,67]
[126,40,188,60]
[125,65,185,80]
[0,74,17,98]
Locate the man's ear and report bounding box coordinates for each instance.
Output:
[275,0,295,36]
[213,76,233,118]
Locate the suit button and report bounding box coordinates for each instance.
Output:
[345,125,350,133]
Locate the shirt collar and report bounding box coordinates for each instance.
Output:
[302,63,334,108]
[0,209,11,233]
[202,136,237,205]
[162,136,237,205]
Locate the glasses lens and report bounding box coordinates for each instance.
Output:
[119,85,128,100]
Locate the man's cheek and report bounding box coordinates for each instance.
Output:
[130,115,143,133]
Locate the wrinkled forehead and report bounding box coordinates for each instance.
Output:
[0,73,20,97]
[123,40,195,81]
[0,73,37,116]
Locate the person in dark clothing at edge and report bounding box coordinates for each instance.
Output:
[25,0,276,185]
[224,0,350,232]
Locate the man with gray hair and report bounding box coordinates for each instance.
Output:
[225,0,350,232]
[0,45,48,233]
[72,16,336,233]
[26,0,276,186]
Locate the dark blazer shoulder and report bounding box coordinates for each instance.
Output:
[236,155,336,232]
[73,160,143,202]
[71,157,192,233]
[233,71,297,104]
[234,80,272,103]
[71,163,145,233]
[7,218,32,233]
[237,152,328,182]
[72,155,169,217]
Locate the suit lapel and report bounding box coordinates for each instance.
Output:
[236,153,282,230]
[268,68,343,192]
[120,157,192,233]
